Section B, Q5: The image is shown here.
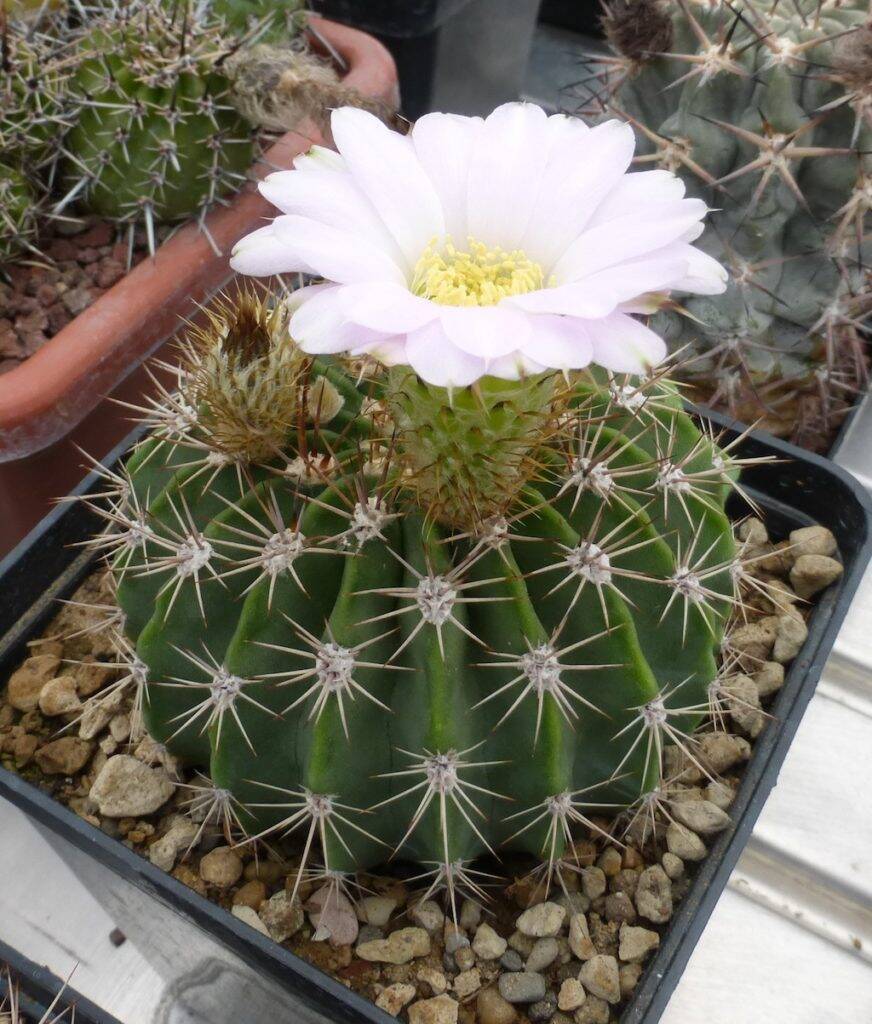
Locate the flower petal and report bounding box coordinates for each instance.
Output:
[405,321,486,387]
[413,112,482,244]
[486,350,549,380]
[522,120,636,270]
[336,282,439,334]
[259,169,405,267]
[291,286,382,354]
[584,312,667,373]
[466,102,550,251]
[519,315,593,369]
[507,282,618,319]
[439,304,531,359]
[348,334,409,366]
[229,224,316,277]
[331,107,445,272]
[272,214,406,285]
[552,199,709,284]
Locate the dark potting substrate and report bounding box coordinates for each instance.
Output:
[0,411,869,1024]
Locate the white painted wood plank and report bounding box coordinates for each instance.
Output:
[661,887,872,1024]
[0,798,164,1024]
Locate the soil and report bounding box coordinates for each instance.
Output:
[0,219,161,374]
[0,518,844,1024]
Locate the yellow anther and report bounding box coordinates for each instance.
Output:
[411,236,545,307]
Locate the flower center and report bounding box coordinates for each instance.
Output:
[411,236,544,307]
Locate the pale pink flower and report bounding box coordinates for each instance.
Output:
[231,103,726,387]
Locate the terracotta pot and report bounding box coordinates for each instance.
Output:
[0,16,398,557]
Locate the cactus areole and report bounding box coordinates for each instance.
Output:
[90,104,754,909]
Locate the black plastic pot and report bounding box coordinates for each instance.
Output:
[0,410,870,1023]
[311,0,542,119]
[0,938,121,1024]
[539,0,604,36]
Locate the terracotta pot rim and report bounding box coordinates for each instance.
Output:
[0,16,398,461]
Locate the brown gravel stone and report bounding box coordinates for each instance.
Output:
[35,737,93,775]
[8,654,61,711]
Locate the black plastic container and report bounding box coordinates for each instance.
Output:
[539,0,604,36]
[0,411,869,1023]
[311,0,542,119]
[0,938,121,1024]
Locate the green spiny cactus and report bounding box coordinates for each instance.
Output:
[82,291,750,907]
[0,161,39,260]
[189,0,307,43]
[585,0,871,450]
[58,0,255,251]
[1,9,69,169]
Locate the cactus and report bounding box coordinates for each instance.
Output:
[58,0,255,252]
[81,288,751,906]
[0,161,40,260]
[583,0,871,450]
[189,0,307,43]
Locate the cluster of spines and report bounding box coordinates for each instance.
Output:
[59,312,780,918]
[577,0,871,449]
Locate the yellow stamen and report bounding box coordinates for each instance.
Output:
[411,236,545,307]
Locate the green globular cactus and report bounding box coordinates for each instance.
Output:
[86,293,745,907]
[1,12,68,168]
[58,0,254,252]
[0,161,39,260]
[189,0,308,43]
[586,0,871,450]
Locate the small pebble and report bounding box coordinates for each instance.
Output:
[557,979,586,1012]
[754,661,784,698]
[790,554,843,599]
[8,654,61,712]
[568,913,596,961]
[604,893,636,925]
[580,867,607,900]
[473,923,508,961]
[789,526,837,559]
[671,800,731,836]
[526,937,560,973]
[411,900,445,933]
[460,899,482,931]
[596,848,622,877]
[500,950,524,973]
[453,967,481,1000]
[528,995,558,1022]
[358,895,397,928]
[618,924,660,963]
[259,891,304,942]
[38,675,81,717]
[635,866,673,924]
[773,614,808,663]
[516,902,566,938]
[666,822,707,862]
[578,955,621,1004]
[407,994,459,1024]
[376,983,417,1017]
[619,962,643,998]
[573,995,610,1024]
[199,846,243,888]
[357,927,431,965]
[35,737,93,775]
[498,972,547,1005]
[476,987,518,1024]
[661,852,684,879]
[89,755,174,817]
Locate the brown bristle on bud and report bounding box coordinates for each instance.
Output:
[601,0,672,62]
[833,22,872,90]
[222,290,273,365]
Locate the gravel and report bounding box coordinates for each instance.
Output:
[0,219,150,374]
